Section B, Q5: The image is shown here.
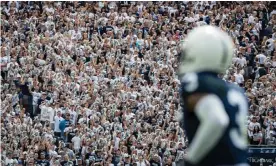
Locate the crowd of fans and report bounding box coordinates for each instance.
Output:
[1,1,276,166]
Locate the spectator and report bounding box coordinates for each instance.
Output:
[251,126,263,145]
[54,110,64,137]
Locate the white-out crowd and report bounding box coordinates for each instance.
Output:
[1,1,276,166]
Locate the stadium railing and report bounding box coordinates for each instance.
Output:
[248,145,276,166]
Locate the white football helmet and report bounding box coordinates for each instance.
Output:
[178,25,234,75]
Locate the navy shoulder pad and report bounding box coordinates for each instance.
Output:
[179,72,228,99]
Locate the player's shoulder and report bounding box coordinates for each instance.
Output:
[226,80,246,95]
[179,72,228,98]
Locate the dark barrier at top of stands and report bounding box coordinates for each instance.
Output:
[247,146,276,166]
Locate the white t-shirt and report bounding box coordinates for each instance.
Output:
[54,116,64,132]
[248,122,261,130]
[256,54,266,64]
[69,30,82,40]
[237,57,247,67]
[137,4,143,13]
[234,73,244,84]
[252,132,262,141]
[125,112,135,121]
[114,136,120,150]
[49,149,58,157]
[266,38,275,51]
[48,107,55,122]
[40,105,55,122]
[71,135,81,150]
[0,56,10,71]
[272,60,276,67]
[136,39,144,47]
[45,7,54,14]
[136,161,147,166]
[248,122,261,136]
[69,110,77,125]
[12,94,19,106]
[5,158,15,165]
[32,91,41,105]
[266,135,276,145]
[184,17,195,23]
[248,15,255,24]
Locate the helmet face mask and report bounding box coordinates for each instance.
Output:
[177,49,195,78]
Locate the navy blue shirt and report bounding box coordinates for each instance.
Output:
[65,119,70,128]
[35,160,50,166]
[179,72,248,166]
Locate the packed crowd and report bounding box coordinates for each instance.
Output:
[1,1,276,166]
